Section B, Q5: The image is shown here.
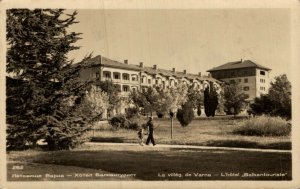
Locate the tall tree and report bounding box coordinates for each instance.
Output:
[130,87,159,116]
[6,9,94,150]
[223,81,248,117]
[268,74,291,118]
[168,83,189,114]
[83,85,109,119]
[187,85,203,110]
[97,80,121,112]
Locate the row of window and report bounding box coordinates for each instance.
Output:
[230,78,248,84]
[123,86,139,92]
[102,73,185,86]
[260,86,266,91]
[212,69,266,79]
[213,69,256,79]
[243,85,266,92]
[260,78,266,83]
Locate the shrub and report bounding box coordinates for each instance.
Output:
[156,112,164,118]
[109,115,130,129]
[234,116,291,136]
[197,105,201,116]
[109,114,141,130]
[125,107,139,119]
[128,116,142,130]
[176,101,194,127]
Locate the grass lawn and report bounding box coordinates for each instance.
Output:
[88,117,291,150]
[7,144,291,181]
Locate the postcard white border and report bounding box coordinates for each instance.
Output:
[1,0,299,189]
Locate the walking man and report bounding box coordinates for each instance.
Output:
[146,117,156,146]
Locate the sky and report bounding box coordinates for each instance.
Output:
[67,9,291,80]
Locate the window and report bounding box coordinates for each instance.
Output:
[105,73,110,78]
[230,71,234,77]
[132,77,136,81]
[114,74,119,79]
[230,80,235,84]
[243,86,249,91]
[245,94,249,98]
[96,72,100,80]
[123,75,128,80]
[244,78,248,83]
[238,79,241,82]
[132,88,136,93]
[148,79,151,84]
[155,80,158,84]
[260,71,265,75]
[123,86,128,92]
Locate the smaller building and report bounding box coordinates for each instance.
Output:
[207,59,271,103]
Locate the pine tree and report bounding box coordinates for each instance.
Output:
[6,9,94,150]
[203,82,219,117]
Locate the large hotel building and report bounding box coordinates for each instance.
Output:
[207,59,271,103]
[78,55,271,116]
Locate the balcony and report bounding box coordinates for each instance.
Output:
[102,77,112,82]
[112,78,121,83]
[120,91,131,97]
[130,80,139,84]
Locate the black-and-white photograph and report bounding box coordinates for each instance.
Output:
[1,0,300,189]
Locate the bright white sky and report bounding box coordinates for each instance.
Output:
[67,9,291,80]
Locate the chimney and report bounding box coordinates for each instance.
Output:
[183,69,187,74]
[153,65,157,70]
[172,68,176,73]
[139,62,144,67]
[240,59,243,63]
[124,60,128,64]
[198,72,201,77]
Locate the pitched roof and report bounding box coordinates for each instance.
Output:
[80,55,141,71]
[141,66,157,75]
[77,55,221,83]
[207,60,271,72]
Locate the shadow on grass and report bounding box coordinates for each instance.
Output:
[204,140,291,150]
[90,137,291,150]
[8,148,292,181]
[195,115,249,120]
[91,137,125,143]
